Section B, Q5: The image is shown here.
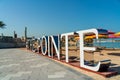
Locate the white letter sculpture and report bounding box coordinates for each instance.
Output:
[50,35,60,60]
[41,36,48,55]
[76,29,101,71]
[61,32,74,62]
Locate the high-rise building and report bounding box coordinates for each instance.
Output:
[25,27,27,41]
[14,31,17,38]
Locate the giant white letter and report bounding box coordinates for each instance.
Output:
[76,28,101,71]
[61,32,74,62]
[50,35,60,60]
[41,36,48,55]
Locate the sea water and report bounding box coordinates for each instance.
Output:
[93,38,120,48]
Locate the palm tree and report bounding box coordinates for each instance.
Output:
[0,21,6,28]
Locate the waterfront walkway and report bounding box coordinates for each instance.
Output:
[0,48,92,80]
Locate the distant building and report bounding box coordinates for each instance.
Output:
[14,31,17,38]
[0,36,26,48]
[0,36,14,43]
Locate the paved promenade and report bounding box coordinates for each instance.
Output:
[0,49,93,80]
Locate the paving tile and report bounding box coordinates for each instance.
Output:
[0,49,93,80]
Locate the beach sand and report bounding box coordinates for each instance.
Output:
[61,46,120,80]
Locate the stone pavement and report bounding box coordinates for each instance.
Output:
[0,48,93,80]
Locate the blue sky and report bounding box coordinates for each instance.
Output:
[0,0,120,37]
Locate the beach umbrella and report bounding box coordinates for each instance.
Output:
[114,32,120,36]
[97,29,108,34]
[108,30,115,34]
[96,29,111,47]
[85,34,108,47]
[75,36,79,40]
[75,29,109,47]
[85,36,94,40]
[108,34,116,38]
[92,34,108,38]
[94,29,108,47]
[85,34,108,40]
[85,28,108,36]
[108,34,120,38]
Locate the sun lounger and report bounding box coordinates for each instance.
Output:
[84,59,111,72]
[98,59,111,72]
